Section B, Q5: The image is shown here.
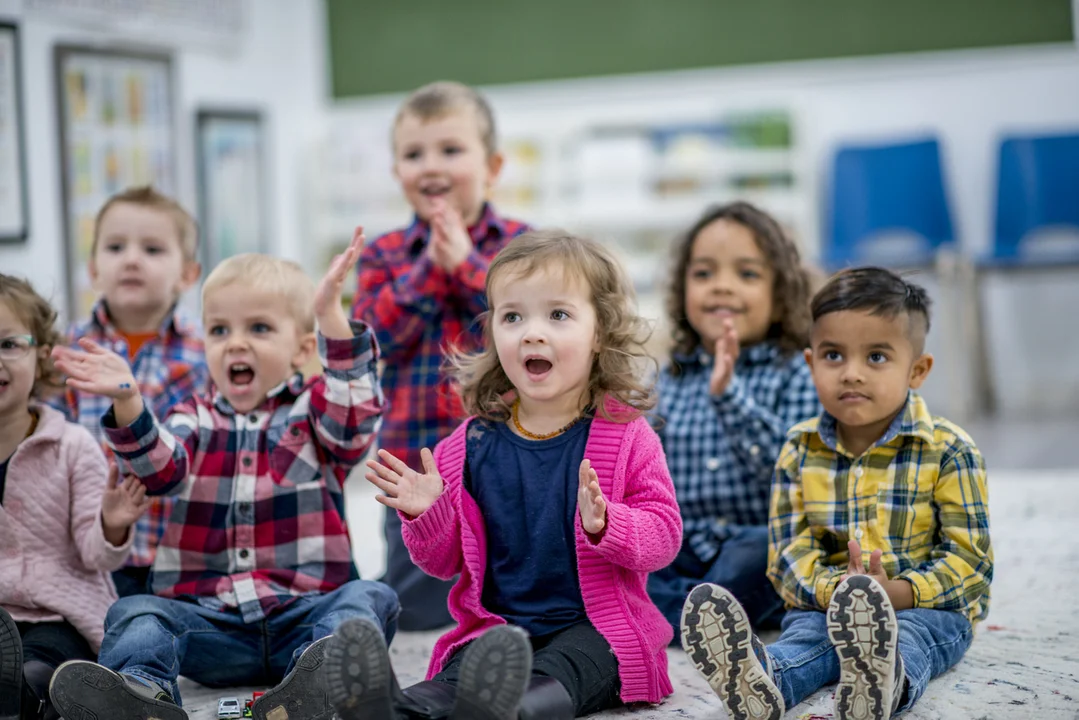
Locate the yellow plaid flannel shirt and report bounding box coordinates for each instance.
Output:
[767,392,992,624]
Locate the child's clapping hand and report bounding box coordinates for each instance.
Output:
[365,447,445,518]
[100,465,151,546]
[315,226,366,339]
[709,318,740,396]
[578,459,608,539]
[52,339,145,425]
[427,197,473,272]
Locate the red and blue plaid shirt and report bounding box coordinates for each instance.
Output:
[53,299,208,567]
[102,323,384,623]
[351,203,529,469]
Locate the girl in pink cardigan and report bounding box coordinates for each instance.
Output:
[324,230,683,720]
[0,275,145,720]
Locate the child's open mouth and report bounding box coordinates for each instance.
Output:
[524,357,553,378]
[229,363,255,387]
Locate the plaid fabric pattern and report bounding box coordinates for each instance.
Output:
[351,203,530,470]
[657,342,820,563]
[52,299,208,567]
[767,392,993,624]
[102,323,383,623]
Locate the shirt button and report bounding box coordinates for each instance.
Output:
[749,444,760,457]
[855,528,864,540]
[705,457,721,471]
[239,549,250,559]
[854,466,863,478]
[242,457,253,468]
[290,427,300,437]
[239,502,252,514]
[248,414,258,423]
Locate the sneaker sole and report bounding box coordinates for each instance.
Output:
[324,619,395,720]
[0,609,21,720]
[48,660,187,720]
[252,637,335,720]
[827,576,899,720]
[680,584,784,720]
[450,625,532,720]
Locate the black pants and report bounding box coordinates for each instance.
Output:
[16,620,95,720]
[432,622,622,716]
[381,508,454,631]
[111,565,153,598]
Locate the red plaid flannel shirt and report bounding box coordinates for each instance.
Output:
[351,204,530,469]
[103,323,383,622]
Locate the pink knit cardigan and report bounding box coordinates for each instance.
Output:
[0,404,133,651]
[401,408,683,704]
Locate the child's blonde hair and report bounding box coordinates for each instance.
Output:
[452,229,656,422]
[94,186,199,264]
[666,201,812,373]
[201,254,316,333]
[393,81,497,157]
[0,274,66,399]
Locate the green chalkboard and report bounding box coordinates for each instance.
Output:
[326,0,1073,98]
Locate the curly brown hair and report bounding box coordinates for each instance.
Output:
[451,229,656,423]
[0,274,66,399]
[666,201,812,374]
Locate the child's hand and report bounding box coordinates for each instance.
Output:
[314,226,365,339]
[52,339,139,401]
[100,465,150,546]
[709,318,740,396]
[578,459,608,538]
[842,538,890,587]
[365,447,444,518]
[427,198,472,272]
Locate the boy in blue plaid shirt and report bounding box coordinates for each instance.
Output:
[648,203,820,636]
[54,187,208,598]
[681,268,992,719]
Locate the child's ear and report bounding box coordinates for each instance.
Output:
[291,331,318,371]
[484,151,505,190]
[803,347,814,371]
[178,261,201,293]
[908,353,934,389]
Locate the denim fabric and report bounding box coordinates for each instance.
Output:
[97,580,399,706]
[767,607,972,711]
[648,524,784,638]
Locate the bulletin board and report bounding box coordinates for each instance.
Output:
[326,0,1075,97]
[54,45,176,320]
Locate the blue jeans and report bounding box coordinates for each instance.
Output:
[768,608,973,712]
[648,525,784,638]
[98,580,399,707]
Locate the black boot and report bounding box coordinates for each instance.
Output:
[449,626,532,720]
[517,677,574,720]
[324,618,398,720]
[0,607,22,720]
[21,661,60,720]
[396,681,457,720]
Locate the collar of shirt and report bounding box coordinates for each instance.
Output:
[211,371,309,416]
[673,341,783,371]
[404,202,508,257]
[89,299,200,343]
[815,391,936,455]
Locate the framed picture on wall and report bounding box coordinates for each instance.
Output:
[0,22,29,242]
[54,45,176,319]
[195,109,268,268]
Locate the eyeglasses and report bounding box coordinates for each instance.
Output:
[0,335,36,361]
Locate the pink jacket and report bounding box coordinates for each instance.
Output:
[0,404,133,651]
[401,408,683,704]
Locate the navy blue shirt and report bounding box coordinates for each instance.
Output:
[467,416,592,637]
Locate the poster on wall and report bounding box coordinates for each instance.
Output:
[54,45,175,320]
[0,22,29,242]
[195,109,268,268]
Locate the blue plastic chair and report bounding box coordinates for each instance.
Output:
[988,133,1079,267]
[823,138,956,269]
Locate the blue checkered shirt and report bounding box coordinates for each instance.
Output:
[657,342,821,563]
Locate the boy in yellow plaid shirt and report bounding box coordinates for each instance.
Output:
[680,267,992,720]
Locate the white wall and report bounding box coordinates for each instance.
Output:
[0,0,329,320]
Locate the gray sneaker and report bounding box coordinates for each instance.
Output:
[48,660,187,720]
[681,583,784,720]
[252,636,335,720]
[827,575,906,720]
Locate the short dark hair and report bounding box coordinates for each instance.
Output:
[811,267,931,347]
